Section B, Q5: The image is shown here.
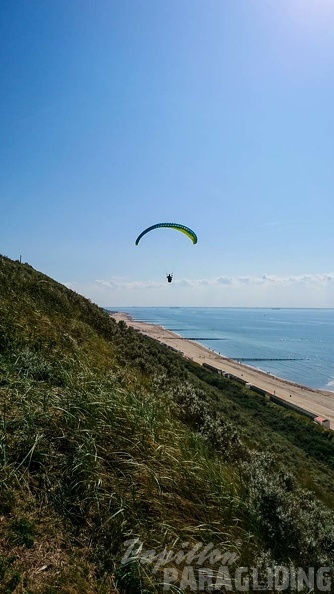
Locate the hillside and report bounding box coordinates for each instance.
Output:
[0,255,334,593]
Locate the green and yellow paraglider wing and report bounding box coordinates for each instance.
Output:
[135,223,197,245]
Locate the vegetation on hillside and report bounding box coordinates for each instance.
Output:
[0,255,334,593]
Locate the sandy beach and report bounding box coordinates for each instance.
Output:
[111,312,334,428]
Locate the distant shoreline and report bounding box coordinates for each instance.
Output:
[110,311,334,429]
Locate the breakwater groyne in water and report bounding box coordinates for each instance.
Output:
[114,306,334,392]
[231,357,307,362]
[111,312,334,431]
[163,336,227,340]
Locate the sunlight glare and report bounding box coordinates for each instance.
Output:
[287,0,334,32]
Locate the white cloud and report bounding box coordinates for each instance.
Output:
[216,275,233,285]
[62,272,334,308]
[95,278,164,290]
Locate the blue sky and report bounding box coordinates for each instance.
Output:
[2,0,334,307]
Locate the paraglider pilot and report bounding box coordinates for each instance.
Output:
[167,273,173,283]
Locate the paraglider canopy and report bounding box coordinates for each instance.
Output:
[135,223,197,245]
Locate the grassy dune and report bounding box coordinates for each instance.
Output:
[0,255,334,593]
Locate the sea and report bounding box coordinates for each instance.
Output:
[110,307,334,392]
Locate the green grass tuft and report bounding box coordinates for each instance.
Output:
[0,254,334,592]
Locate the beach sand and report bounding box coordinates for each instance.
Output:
[111,312,334,428]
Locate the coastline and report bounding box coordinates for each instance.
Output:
[111,311,334,428]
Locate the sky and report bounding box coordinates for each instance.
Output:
[1,0,334,307]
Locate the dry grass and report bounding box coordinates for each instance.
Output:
[1,255,334,593]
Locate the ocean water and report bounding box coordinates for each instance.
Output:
[111,307,334,391]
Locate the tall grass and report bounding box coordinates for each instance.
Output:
[1,255,334,592]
